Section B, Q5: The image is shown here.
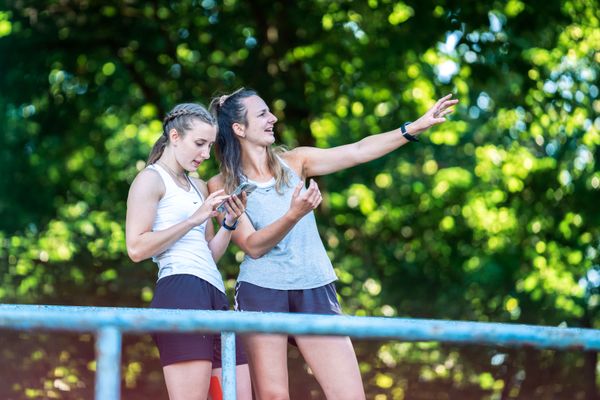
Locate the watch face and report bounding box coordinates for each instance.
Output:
[400,122,410,133]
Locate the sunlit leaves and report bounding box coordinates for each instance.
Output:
[0,11,12,37]
[433,167,472,198]
[309,116,337,147]
[346,183,376,215]
[1,0,599,398]
[387,3,414,26]
[504,0,525,17]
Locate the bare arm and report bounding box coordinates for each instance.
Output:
[208,176,322,259]
[294,94,458,177]
[125,170,228,262]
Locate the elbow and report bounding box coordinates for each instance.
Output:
[240,243,264,260]
[247,250,263,260]
[246,246,267,259]
[127,246,146,263]
[237,235,267,260]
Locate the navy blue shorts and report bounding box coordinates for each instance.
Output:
[150,274,248,368]
[235,281,342,315]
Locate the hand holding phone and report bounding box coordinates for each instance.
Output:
[216,182,257,213]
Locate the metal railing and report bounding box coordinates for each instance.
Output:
[1,304,599,399]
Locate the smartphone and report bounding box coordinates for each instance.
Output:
[216,182,257,213]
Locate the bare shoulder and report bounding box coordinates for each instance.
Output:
[280,147,309,177]
[207,173,225,192]
[190,176,209,197]
[128,167,165,200]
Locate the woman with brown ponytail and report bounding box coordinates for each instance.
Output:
[125,103,252,400]
[208,89,457,399]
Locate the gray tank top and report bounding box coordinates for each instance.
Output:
[238,159,337,290]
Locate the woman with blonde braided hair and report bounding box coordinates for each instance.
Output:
[126,103,252,400]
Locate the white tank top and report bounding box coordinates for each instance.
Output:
[148,164,225,293]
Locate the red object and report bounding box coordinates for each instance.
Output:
[209,376,223,400]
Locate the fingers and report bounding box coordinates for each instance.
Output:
[232,192,246,209]
[225,196,245,216]
[206,189,225,200]
[302,179,316,198]
[223,201,237,217]
[223,203,237,218]
[432,109,454,122]
[212,195,230,204]
[436,93,453,104]
[440,99,459,111]
[289,179,323,218]
[310,190,322,208]
[211,195,231,210]
[292,180,305,198]
[238,191,248,206]
[432,95,458,120]
[304,179,322,209]
[439,107,454,117]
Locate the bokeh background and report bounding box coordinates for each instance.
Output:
[1,0,599,399]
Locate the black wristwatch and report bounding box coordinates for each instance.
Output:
[222,219,239,231]
[400,121,419,142]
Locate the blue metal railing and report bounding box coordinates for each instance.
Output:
[1,304,599,399]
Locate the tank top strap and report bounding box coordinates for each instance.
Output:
[187,176,205,202]
[275,154,301,180]
[147,163,177,192]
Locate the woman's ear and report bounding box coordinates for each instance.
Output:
[168,128,180,143]
[232,122,246,138]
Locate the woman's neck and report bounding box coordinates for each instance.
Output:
[240,144,272,181]
[157,151,189,192]
[158,151,185,177]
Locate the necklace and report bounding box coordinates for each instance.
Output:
[157,160,190,191]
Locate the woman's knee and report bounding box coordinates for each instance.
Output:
[256,390,290,400]
[324,384,365,400]
[344,395,366,400]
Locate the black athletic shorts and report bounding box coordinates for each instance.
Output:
[150,274,248,368]
[235,281,342,315]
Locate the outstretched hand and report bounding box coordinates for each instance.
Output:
[411,94,459,135]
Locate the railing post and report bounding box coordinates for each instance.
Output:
[95,326,122,400]
[221,331,237,400]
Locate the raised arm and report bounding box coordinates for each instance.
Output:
[294,94,458,178]
[208,176,322,259]
[125,170,228,262]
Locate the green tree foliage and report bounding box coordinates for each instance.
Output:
[1,0,598,398]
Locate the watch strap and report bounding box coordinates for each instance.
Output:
[400,122,419,142]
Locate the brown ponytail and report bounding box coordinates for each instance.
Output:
[146,135,168,165]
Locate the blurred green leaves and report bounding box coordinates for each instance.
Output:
[1,0,599,399]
